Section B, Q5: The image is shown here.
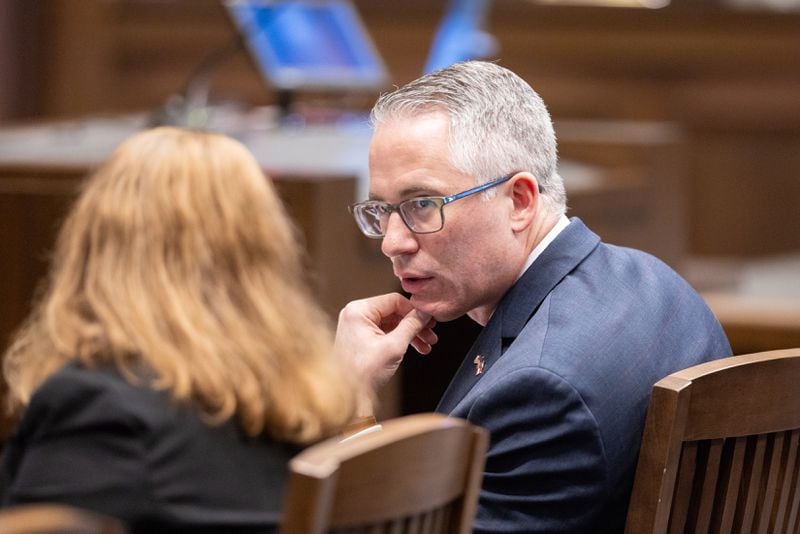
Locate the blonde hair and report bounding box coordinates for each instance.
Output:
[3,126,355,443]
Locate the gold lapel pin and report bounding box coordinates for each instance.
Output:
[473,354,485,376]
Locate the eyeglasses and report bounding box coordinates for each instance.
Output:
[349,172,516,239]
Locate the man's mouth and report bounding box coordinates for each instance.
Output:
[400,276,433,294]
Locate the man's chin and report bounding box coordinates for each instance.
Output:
[409,297,463,323]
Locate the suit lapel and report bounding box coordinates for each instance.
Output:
[435,218,600,414]
[499,218,600,339]
[436,309,503,413]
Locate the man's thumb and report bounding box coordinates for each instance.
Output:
[391,309,432,343]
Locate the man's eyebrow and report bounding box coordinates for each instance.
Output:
[368,186,441,202]
[400,185,441,197]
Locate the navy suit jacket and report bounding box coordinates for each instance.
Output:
[437,218,732,533]
[1,362,299,533]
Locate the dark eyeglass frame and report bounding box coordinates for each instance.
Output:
[349,172,518,239]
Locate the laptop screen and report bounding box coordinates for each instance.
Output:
[424,0,496,74]
[226,0,389,92]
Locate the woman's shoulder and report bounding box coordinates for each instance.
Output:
[36,361,128,392]
[22,362,165,437]
[35,361,148,402]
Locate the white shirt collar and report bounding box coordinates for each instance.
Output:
[519,215,571,279]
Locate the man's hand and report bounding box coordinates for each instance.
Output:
[336,293,438,398]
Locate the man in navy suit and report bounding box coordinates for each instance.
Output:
[335,61,732,533]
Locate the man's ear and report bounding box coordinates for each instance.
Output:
[508,172,539,232]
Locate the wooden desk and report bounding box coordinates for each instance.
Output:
[688,255,800,354]
[556,119,687,270]
[703,292,800,354]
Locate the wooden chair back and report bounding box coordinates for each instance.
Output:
[0,503,128,534]
[625,348,800,533]
[280,412,488,534]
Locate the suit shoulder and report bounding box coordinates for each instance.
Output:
[469,365,592,418]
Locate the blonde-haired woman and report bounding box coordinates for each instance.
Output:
[0,126,357,532]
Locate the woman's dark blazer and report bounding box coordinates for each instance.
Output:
[1,362,299,533]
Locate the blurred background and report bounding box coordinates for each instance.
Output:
[1,0,798,418]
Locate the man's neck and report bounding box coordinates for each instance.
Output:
[467,212,568,327]
[529,210,562,250]
[519,212,569,276]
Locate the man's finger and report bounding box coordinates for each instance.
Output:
[364,292,415,321]
[389,309,432,346]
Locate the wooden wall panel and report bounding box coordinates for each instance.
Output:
[23,0,800,258]
[0,169,81,349]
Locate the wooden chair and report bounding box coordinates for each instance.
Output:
[280,412,488,534]
[625,348,800,533]
[0,503,128,534]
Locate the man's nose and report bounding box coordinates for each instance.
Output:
[380,212,419,258]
